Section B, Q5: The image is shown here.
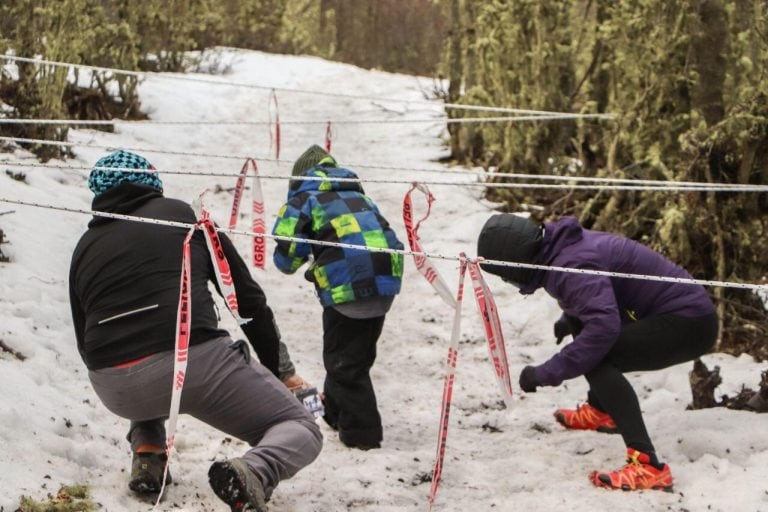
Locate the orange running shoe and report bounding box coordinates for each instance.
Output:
[590,448,674,492]
[553,403,619,433]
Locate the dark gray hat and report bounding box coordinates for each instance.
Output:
[476,213,543,287]
[291,144,337,176]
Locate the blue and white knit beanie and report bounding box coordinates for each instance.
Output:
[88,150,163,196]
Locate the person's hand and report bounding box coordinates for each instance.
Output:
[554,315,582,345]
[518,365,540,393]
[282,373,311,392]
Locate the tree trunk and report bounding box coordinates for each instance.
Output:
[463,0,483,160]
[447,0,464,161]
[592,1,610,113]
[691,0,727,126]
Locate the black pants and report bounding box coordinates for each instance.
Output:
[322,307,385,447]
[584,313,718,456]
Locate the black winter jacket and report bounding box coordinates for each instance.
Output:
[69,183,280,373]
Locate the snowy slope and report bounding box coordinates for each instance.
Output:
[1,49,766,512]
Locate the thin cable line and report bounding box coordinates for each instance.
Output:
[0,113,613,126]
[1,197,765,292]
[0,55,616,119]
[0,135,259,160]
[8,162,768,192]
[3,147,767,192]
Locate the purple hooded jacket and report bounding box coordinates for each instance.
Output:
[520,217,715,387]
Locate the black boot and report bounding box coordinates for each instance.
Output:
[129,452,171,493]
[209,458,268,512]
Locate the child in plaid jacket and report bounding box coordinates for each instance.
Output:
[272,145,403,449]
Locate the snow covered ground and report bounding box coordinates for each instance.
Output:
[1,49,766,512]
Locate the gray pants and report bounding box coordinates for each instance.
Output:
[89,336,322,496]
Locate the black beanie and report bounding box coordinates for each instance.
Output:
[291,144,337,176]
[476,213,543,286]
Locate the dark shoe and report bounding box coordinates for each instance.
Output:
[339,431,382,451]
[129,452,171,493]
[343,440,381,451]
[208,458,268,512]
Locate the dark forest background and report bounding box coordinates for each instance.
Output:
[1,0,766,359]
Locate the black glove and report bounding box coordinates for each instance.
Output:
[519,365,540,393]
[554,314,582,345]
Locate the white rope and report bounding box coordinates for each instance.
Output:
[0,114,613,126]
[0,135,260,160]
[4,157,768,193]
[0,55,616,119]
[1,196,765,292]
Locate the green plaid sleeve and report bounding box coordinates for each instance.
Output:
[272,200,312,273]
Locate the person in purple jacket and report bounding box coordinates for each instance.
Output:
[477,214,718,492]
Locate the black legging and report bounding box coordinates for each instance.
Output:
[584,313,718,456]
[322,307,385,447]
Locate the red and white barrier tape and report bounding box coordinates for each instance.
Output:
[200,214,248,323]
[324,121,333,152]
[158,195,251,503]
[229,158,266,269]
[401,181,513,509]
[157,225,195,504]
[269,89,281,160]
[196,192,249,322]
[403,183,457,308]
[469,260,514,407]
[428,257,468,511]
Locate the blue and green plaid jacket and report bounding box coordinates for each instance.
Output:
[271,165,404,307]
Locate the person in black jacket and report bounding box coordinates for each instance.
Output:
[69,150,321,511]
